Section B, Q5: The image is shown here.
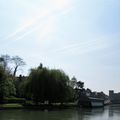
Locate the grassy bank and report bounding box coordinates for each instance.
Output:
[0,103,23,109]
[0,103,77,110]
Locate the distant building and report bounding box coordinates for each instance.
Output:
[109,90,120,104]
[78,96,104,107]
[86,90,108,100]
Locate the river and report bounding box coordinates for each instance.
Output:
[0,105,120,120]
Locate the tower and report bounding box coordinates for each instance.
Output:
[109,90,114,100]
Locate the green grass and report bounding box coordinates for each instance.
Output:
[0,103,23,108]
[0,102,77,110]
[4,97,25,103]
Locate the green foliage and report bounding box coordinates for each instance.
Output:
[25,66,74,104]
[0,103,23,108]
[18,77,31,99]
[0,66,6,103]
[0,54,26,77]
[49,69,69,103]
[1,54,85,105]
[12,56,26,77]
[76,81,84,89]
[0,54,11,72]
[0,54,26,102]
[0,66,16,103]
[4,97,25,104]
[5,78,16,96]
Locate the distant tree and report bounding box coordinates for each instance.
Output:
[4,77,16,97]
[0,66,6,103]
[86,88,92,96]
[38,63,43,69]
[70,76,77,88]
[12,56,26,77]
[0,57,4,65]
[0,66,16,103]
[16,75,28,98]
[0,54,26,101]
[74,80,85,100]
[76,81,84,89]
[86,88,92,93]
[0,55,12,74]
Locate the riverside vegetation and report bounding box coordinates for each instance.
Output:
[0,54,84,109]
[0,54,107,110]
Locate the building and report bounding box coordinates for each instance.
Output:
[109,90,120,104]
[78,95,104,107]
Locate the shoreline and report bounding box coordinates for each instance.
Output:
[0,103,78,110]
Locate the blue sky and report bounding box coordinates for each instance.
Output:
[0,0,120,94]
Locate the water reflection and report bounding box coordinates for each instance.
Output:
[108,105,120,118]
[0,105,120,120]
[75,108,105,120]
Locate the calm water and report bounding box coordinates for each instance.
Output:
[0,105,120,120]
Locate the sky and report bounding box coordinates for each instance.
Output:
[0,0,120,94]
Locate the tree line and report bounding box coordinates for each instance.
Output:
[0,54,84,104]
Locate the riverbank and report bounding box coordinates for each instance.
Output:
[0,104,23,110]
[0,103,77,110]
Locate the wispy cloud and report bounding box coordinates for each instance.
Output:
[52,34,119,55]
[2,0,72,43]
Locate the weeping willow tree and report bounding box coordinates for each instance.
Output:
[23,65,74,104]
